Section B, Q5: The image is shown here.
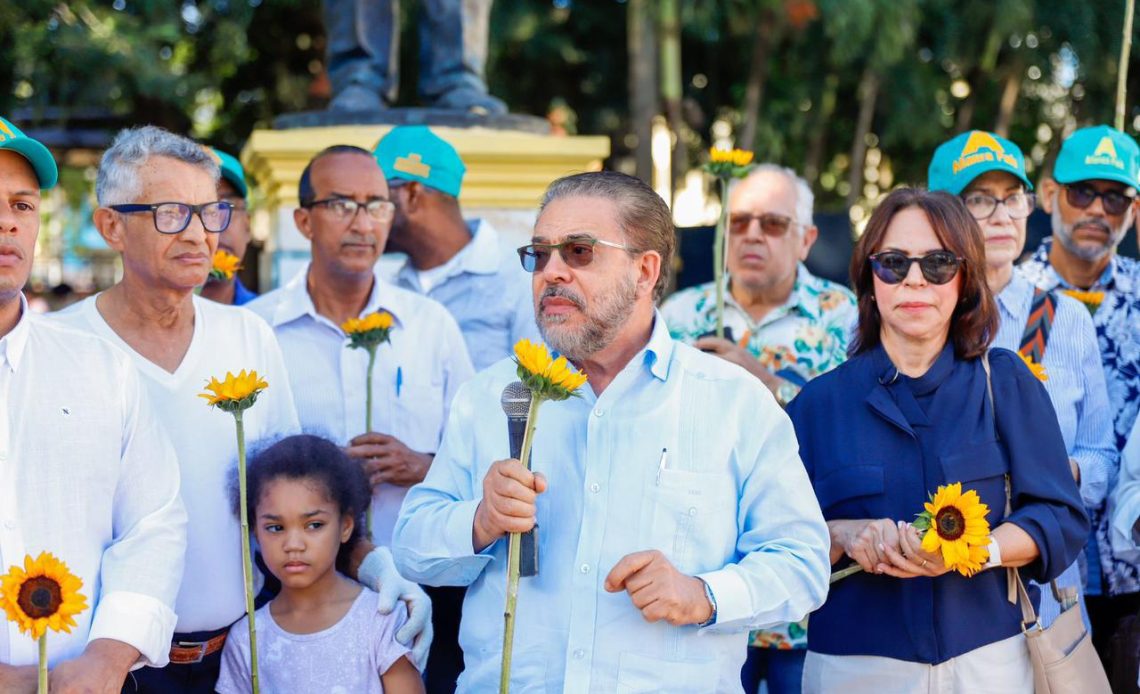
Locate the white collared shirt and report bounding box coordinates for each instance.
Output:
[246,266,474,546]
[51,295,300,633]
[1,299,187,667]
[386,220,539,371]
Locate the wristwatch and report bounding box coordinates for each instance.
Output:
[697,578,717,627]
[775,380,799,408]
[984,536,1003,570]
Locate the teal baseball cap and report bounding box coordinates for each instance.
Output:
[1053,124,1140,189]
[928,130,1033,195]
[205,146,248,198]
[373,125,466,197]
[0,116,58,190]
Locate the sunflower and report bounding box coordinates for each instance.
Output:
[342,311,395,352]
[1,552,87,640]
[1017,353,1048,382]
[915,482,991,576]
[209,249,243,281]
[704,147,756,179]
[512,339,588,401]
[199,369,269,413]
[1061,289,1105,316]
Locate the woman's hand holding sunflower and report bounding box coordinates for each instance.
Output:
[875,521,953,579]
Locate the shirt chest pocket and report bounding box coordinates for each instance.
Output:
[813,465,885,520]
[390,382,445,453]
[643,469,737,575]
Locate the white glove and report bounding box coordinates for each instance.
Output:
[359,546,433,671]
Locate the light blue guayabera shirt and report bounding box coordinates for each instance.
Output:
[992,270,1117,627]
[386,219,540,371]
[392,314,831,693]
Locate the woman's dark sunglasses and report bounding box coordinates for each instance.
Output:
[868,250,962,285]
[517,237,634,272]
[1065,184,1136,216]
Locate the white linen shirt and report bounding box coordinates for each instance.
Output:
[0,302,186,667]
[385,220,540,371]
[51,295,300,633]
[392,314,831,693]
[245,266,474,546]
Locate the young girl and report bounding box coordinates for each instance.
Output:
[216,434,424,694]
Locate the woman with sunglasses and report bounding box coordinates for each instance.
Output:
[788,188,1088,692]
[928,131,1115,636]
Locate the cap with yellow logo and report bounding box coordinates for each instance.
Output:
[373,125,466,198]
[1054,124,1140,189]
[0,116,58,190]
[928,130,1032,195]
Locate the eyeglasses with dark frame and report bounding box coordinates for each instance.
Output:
[727,212,799,238]
[303,196,396,223]
[517,237,637,273]
[868,250,963,285]
[1063,184,1137,216]
[109,201,233,234]
[961,191,1036,220]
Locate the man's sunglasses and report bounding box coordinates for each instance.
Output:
[868,250,962,285]
[728,212,798,237]
[109,201,233,234]
[517,237,635,273]
[1064,184,1136,216]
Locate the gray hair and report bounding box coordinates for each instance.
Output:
[538,171,675,301]
[96,125,219,206]
[730,163,815,232]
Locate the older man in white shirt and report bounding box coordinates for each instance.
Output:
[0,116,186,693]
[393,171,831,693]
[53,128,429,693]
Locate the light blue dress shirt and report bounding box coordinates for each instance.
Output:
[393,314,831,693]
[387,219,540,371]
[992,270,1117,627]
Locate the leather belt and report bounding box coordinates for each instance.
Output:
[168,632,227,664]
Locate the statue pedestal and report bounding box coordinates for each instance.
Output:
[241,124,611,289]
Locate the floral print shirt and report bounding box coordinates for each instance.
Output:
[660,264,857,648]
[1020,237,1140,596]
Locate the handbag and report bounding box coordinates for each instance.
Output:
[982,352,1112,694]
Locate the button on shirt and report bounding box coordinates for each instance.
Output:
[52,295,300,633]
[660,263,856,398]
[392,314,831,693]
[246,266,474,546]
[385,220,539,371]
[1020,237,1140,596]
[1,302,186,667]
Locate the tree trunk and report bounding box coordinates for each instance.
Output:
[805,73,838,186]
[628,0,657,183]
[994,68,1022,138]
[738,6,777,151]
[659,0,684,200]
[846,66,880,210]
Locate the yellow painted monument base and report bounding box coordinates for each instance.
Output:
[241,125,610,289]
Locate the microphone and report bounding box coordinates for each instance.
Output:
[500,382,538,577]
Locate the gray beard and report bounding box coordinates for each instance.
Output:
[538,274,638,361]
[1052,204,1128,262]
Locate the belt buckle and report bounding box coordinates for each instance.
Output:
[175,640,208,664]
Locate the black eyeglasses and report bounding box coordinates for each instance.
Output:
[728,212,798,237]
[109,201,233,234]
[304,197,395,223]
[1064,184,1136,216]
[517,237,635,272]
[869,250,962,285]
[961,191,1036,220]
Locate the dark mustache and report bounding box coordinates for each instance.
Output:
[541,286,585,308]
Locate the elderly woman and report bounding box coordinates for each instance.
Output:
[928,131,1116,630]
[789,188,1088,692]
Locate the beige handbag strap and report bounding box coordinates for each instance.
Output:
[980,352,1059,628]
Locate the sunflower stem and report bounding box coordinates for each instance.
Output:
[235,411,260,694]
[500,397,543,694]
[365,345,377,538]
[829,564,865,584]
[37,634,46,694]
[713,176,729,339]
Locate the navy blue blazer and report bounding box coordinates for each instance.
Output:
[788,343,1089,664]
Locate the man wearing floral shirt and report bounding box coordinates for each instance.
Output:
[1018,124,1140,662]
[660,164,855,693]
